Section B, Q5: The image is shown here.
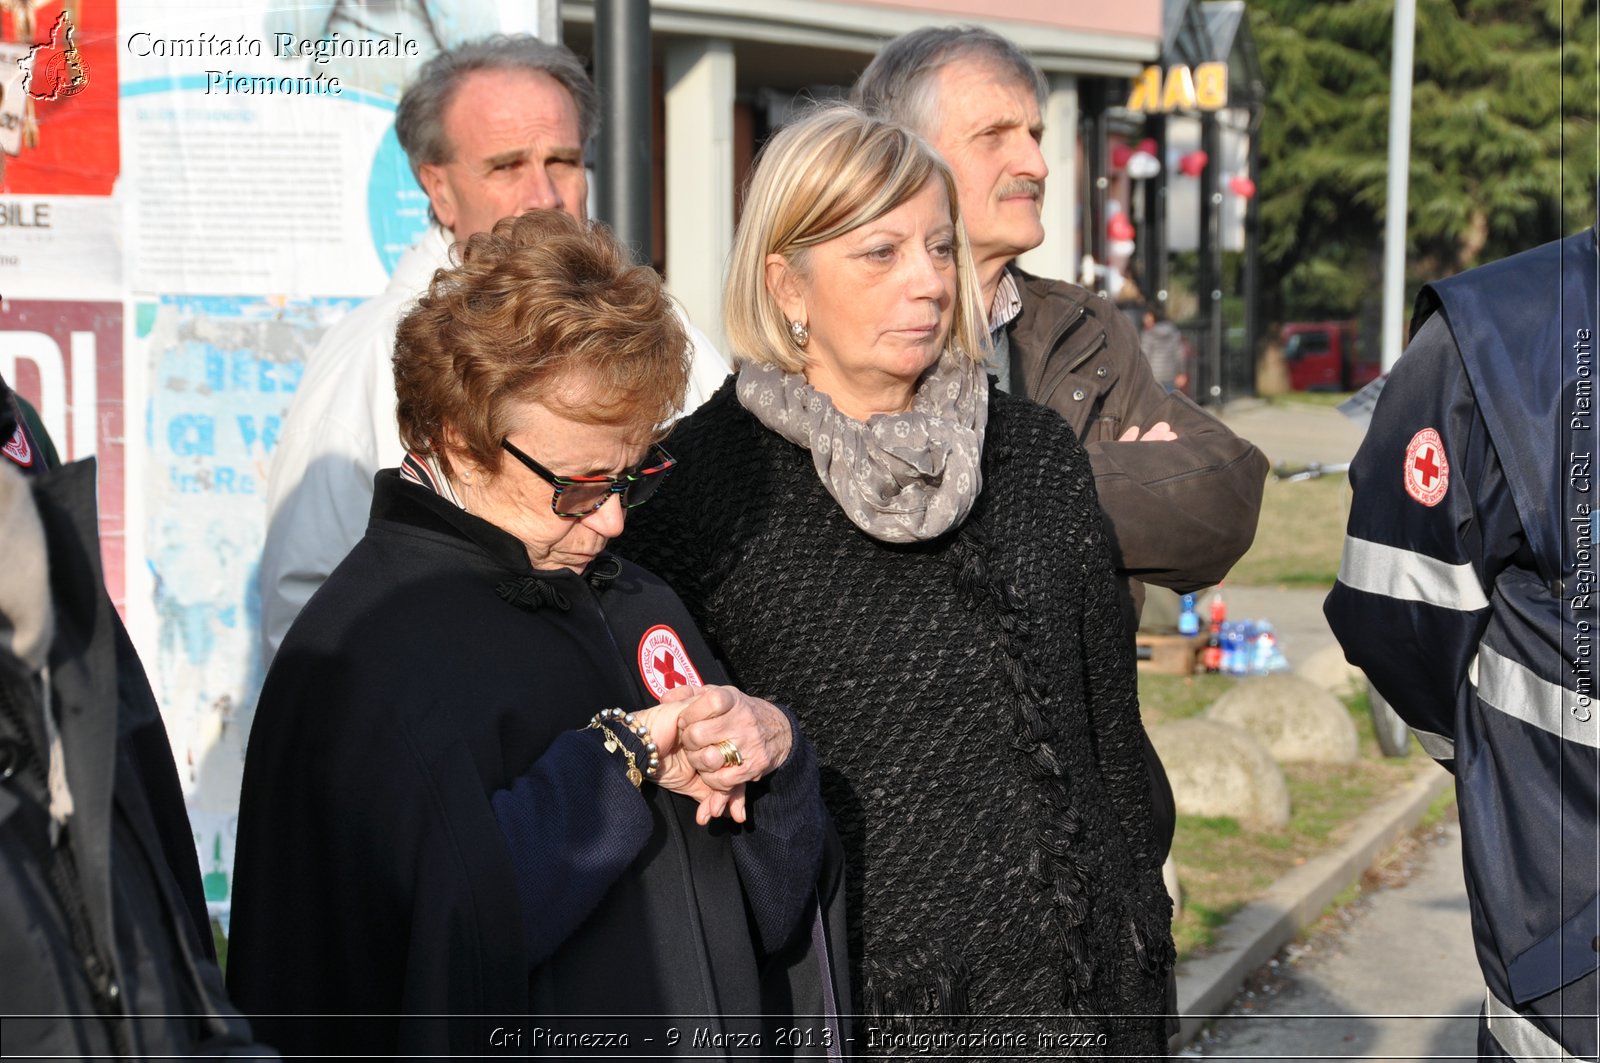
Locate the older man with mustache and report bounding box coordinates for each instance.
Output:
[854,30,1266,639]
[854,27,1266,617]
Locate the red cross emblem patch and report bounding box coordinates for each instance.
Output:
[638,624,703,700]
[2,423,34,469]
[1403,428,1448,507]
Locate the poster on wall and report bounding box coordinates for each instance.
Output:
[3,0,556,925]
[122,1,554,924]
[0,0,122,297]
[0,299,125,606]
[137,292,356,923]
[118,0,525,296]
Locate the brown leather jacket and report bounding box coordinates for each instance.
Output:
[1004,267,1269,606]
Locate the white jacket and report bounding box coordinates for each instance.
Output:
[259,226,731,665]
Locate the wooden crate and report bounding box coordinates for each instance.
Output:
[1137,632,1207,676]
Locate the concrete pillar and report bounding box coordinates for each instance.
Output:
[1016,73,1079,284]
[664,37,735,350]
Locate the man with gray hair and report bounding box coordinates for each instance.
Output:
[853,24,1268,988]
[853,27,1264,620]
[260,35,728,664]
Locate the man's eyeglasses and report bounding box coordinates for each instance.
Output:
[500,439,676,518]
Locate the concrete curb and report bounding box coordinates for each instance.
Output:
[1170,764,1455,1049]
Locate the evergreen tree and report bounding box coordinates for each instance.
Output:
[1250,0,1596,324]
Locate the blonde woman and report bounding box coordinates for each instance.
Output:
[621,104,1173,1052]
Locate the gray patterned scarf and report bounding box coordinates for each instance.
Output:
[735,351,987,543]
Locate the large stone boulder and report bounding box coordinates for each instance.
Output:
[1297,642,1365,697]
[1149,718,1290,828]
[1207,673,1360,765]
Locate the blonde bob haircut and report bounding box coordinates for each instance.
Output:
[724,103,987,375]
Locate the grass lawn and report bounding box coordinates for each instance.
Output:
[1138,672,1244,728]
[1225,473,1349,588]
[1260,391,1356,409]
[1138,675,1431,959]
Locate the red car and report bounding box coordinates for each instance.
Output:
[1282,321,1382,392]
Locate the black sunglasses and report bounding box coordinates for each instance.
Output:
[500,439,676,518]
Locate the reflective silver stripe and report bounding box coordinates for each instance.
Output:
[1475,645,1600,750]
[1412,727,1456,760]
[1486,985,1587,1061]
[1337,536,1490,611]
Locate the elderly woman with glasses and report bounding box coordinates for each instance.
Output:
[619,105,1175,1052]
[227,210,842,1058]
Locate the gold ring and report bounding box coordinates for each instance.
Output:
[717,739,744,768]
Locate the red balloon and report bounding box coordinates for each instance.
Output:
[1229,174,1257,199]
[1107,213,1136,241]
[1110,142,1134,170]
[1178,150,1208,177]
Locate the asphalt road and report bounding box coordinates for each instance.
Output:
[1184,816,1481,1060]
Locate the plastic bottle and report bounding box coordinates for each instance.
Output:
[1203,586,1227,673]
[1208,584,1228,629]
[1259,622,1291,673]
[1250,622,1270,675]
[1226,622,1249,675]
[1177,594,1201,636]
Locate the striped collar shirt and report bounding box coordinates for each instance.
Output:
[984,270,1024,392]
[400,451,466,509]
[987,269,1024,336]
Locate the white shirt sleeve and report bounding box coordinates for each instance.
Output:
[258,306,405,667]
[675,306,732,418]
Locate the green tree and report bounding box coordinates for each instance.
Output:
[1251,0,1596,324]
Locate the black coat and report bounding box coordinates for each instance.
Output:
[620,382,1175,1052]
[0,440,266,1054]
[227,470,845,1058]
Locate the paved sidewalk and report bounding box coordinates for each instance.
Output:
[1172,768,1457,1050]
[1163,399,1478,1054]
[1189,817,1478,1059]
[1207,399,1362,669]
[1222,585,1336,669]
[1218,399,1367,469]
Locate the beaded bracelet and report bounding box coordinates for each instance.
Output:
[590,707,660,781]
[587,721,642,789]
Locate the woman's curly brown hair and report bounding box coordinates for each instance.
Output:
[393,210,689,477]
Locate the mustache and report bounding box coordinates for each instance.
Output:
[997,179,1043,200]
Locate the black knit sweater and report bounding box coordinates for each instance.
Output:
[620,380,1174,1053]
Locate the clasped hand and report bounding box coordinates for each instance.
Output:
[632,684,793,826]
[1118,420,1178,442]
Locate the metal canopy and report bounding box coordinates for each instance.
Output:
[1202,0,1264,106]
